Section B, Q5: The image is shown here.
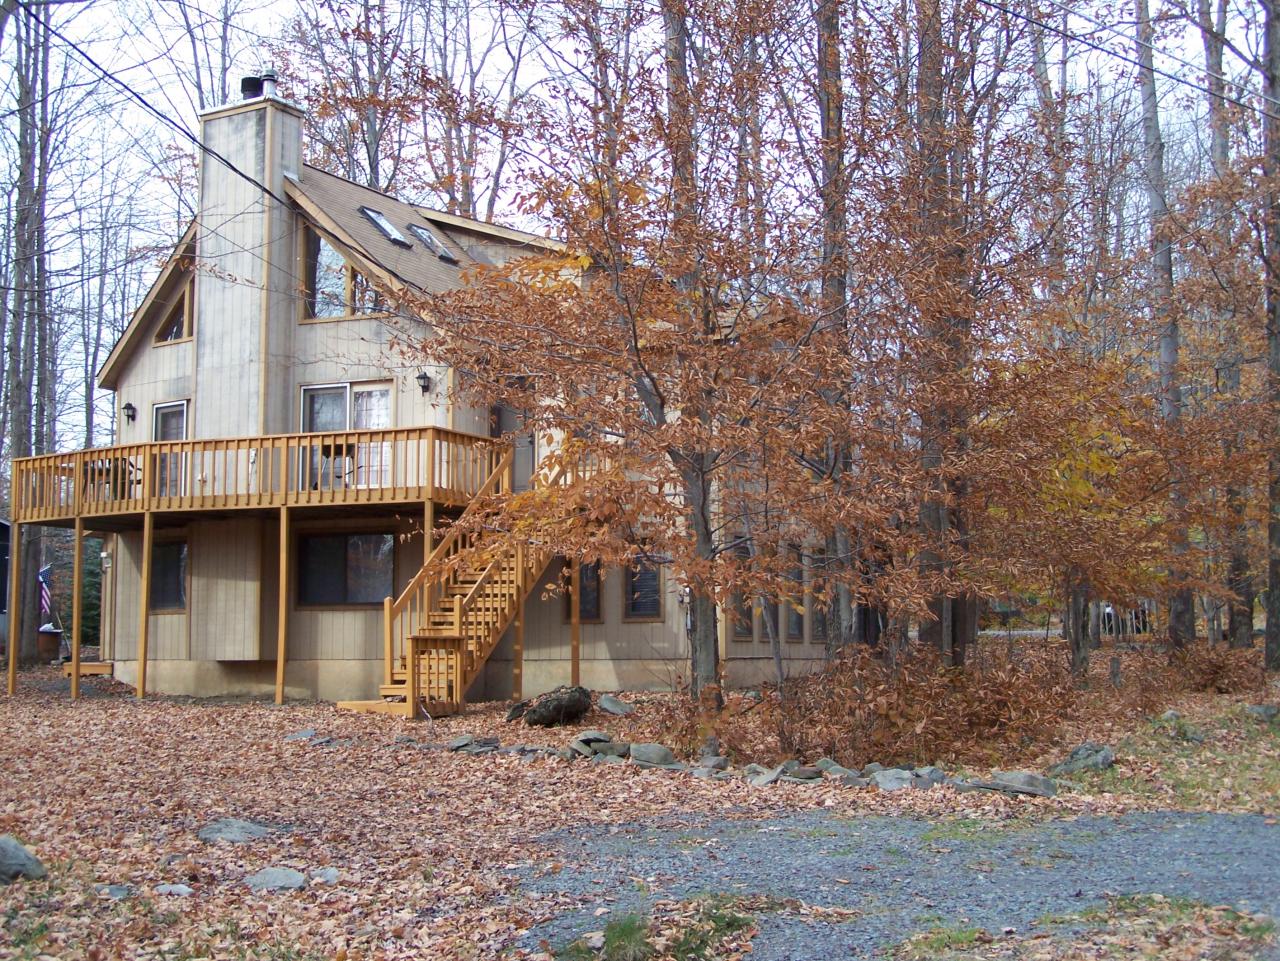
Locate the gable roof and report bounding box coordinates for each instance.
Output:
[97,167,564,391]
[98,223,197,390]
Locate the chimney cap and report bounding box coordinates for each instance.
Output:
[241,75,264,99]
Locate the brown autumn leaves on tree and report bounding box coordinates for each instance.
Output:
[291,0,1278,694]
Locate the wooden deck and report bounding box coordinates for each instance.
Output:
[10,426,499,526]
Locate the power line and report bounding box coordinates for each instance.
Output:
[15,0,433,304]
[1034,0,1279,110]
[976,0,1280,123]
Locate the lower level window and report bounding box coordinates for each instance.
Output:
[298,533,394,606]
[623,558,662,620]
[150,541,188,611]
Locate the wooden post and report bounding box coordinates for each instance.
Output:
[570,557,581,687]
[6,522,20,696]
[275,506,289,705]
[137,511,154,699]
[513,597,524,701]
[406,637,420,720]
[424,500,435,553]
[71,517,84,700]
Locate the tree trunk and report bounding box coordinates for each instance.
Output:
[1136,0,1194,648]
[1264,0,1280,670]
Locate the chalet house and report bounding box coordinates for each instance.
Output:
[5,74,827,716]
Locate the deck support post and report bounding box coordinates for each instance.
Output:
[570,557,581,687]
[513,596,524,702]
[138,511,154,698]
[275,506,289,705]
[424,500,434,553]
[7,522,20,696]
[71,517,84,700]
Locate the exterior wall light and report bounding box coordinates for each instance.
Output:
[122,403,137,423]
[416,372,433,394]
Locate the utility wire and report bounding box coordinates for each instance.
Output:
[976,0,1280,123]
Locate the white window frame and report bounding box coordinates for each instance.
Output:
[299,382,393,489]
[152,400,189,498]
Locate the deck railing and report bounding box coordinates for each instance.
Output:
[11,426,499,523]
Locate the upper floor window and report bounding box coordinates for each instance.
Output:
[155,286,192,344]
[407,223,459,264]
[303,228,385,320]
[360,207,411,247]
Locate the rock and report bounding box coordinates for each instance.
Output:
[1158,710,1182,723]
[594,753,626,765]
[691,767,717,778]
[556,748,577,761]
[524,686,593,727]
[244,867,307,892]
[871,769,916,792]
[96,883,133,900]
[569,739,597,758]
[577,729,612,744]
[1246,704,1280,722]
[743,763,769,777]
[825,764,861,779]
[748,764,786,787]
[594,741,631,758]
[446,734,475,751]
[598,694,635,716]
[393,735,417,745]
[311,868,340,885]
[699,755,730,771]
[155,883,194,897]
[308,735,335,747]
[838,774,871,788]
[781,759,801,773]
[863,762,886,775]
[0,836,45,884]
[283,729,315,742]
[505,700,529,722]
[962,771,1057,798]
[458,736,499,755]
[814,757,840,771]
[1048,743,1115,776]
[197,818,278,844]
[913,766,947,786]
[629,743,676,766]
[787,766,824,780]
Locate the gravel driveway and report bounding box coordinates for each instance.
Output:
[520,810,1280,958]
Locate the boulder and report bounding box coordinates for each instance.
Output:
[913,766,947,786]
[594,741,632,758]
[197,818,278,844]
[1246,704,1280,723]
[594,753,627,765]
[748,764,786,787]
[96,883,133,900]
[1048,743,1115,776]
[0,836,45,884]
[699,755,730,771]
[825,764,861,779]
[446,734,475,751]
[457,736,499,755]
[630,743,677,767]
[787,766,824,780]
[155,883,194,897]
[598,694,635,717]
[837,773,871,788]
[871,769,916,792]
[311,868,340,885]
[780,760,801,773]
[569,739,597,758]
[524,686,593,727]
[960,771,1057,798]
[505,700,529,722]
[244,867,307,892]
[863,762,886,775]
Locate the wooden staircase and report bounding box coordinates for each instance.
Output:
[338,448,562,718]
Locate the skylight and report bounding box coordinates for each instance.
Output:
[408,223,459,264]
[360,206,411,247]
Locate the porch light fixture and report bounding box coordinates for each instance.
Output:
[415,371,433,394]
[122,402,137,423]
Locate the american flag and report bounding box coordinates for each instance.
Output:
[37,565,52,615]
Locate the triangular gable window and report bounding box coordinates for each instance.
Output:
[155,287,191,344]
[303,227,386,320]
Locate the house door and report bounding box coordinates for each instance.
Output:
[153,401,187,497]
[301,383,392,489]
[352,384,391,487]
[492,404,535,492]
[301,386,348,489]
